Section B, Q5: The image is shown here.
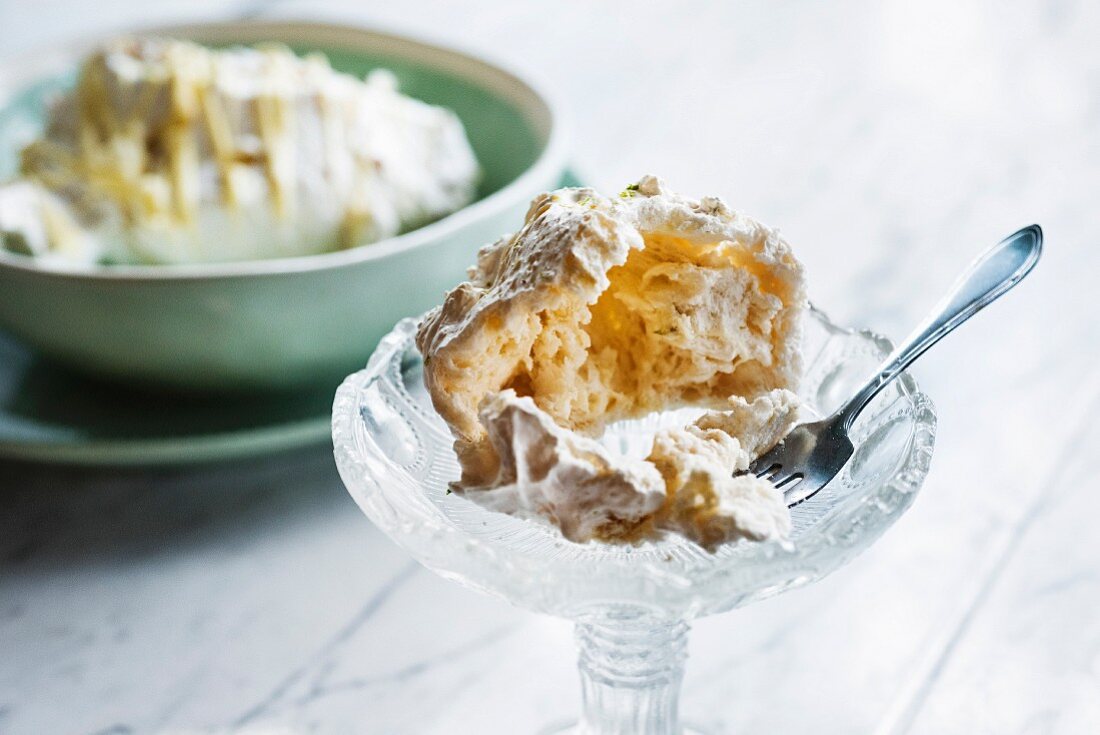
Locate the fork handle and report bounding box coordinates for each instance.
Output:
[838,225,1043,429]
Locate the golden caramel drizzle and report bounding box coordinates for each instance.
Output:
[20,40,315,244]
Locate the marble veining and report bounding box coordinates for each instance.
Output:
[2,1,1099,733]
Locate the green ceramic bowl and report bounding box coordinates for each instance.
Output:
[0,20,567,391]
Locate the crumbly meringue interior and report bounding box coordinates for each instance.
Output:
[539,230,796,426]
[417,176,806,550]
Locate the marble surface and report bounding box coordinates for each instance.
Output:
[2,1,1099,733]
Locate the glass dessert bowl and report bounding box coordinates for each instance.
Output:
[332,306,936,734]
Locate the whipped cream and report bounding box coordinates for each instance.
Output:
[418,176,806,550]
[0,37,480,265]
[476,388,799,548]
[474,390,667,541]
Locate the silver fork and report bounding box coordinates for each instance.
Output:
[750,225,1044,507]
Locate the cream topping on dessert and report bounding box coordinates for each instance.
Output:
[0,37,480,264]
[417,176,806,550]
[476,388,799,548]
[474,390,667,542]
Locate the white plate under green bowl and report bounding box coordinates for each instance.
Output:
[0,20,568,392]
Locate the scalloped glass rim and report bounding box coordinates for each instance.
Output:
[332,307,937,619]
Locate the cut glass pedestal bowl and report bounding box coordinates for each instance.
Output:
[332,308,937,734]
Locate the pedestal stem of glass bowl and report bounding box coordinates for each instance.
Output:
[574,608,690,735]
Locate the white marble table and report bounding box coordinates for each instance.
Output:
[2,1,1099,733]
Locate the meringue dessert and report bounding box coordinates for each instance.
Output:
[417,176,807,550]
[0,37,480,265]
